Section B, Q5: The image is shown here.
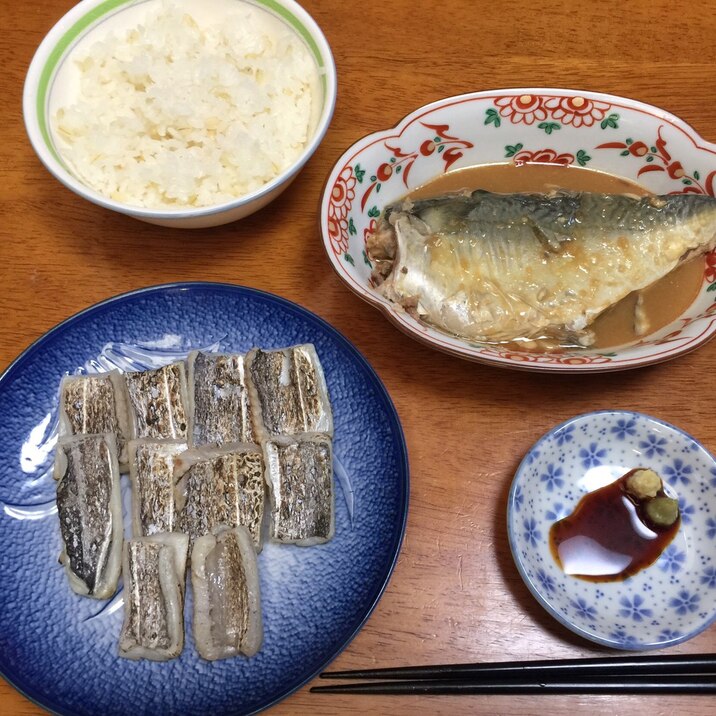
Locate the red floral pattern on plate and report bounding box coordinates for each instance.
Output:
[513,148,575,166]
[319,125,476,263]
[495,94,547,125]
[478,346,614,365]
[596,126,716,196]
[705,252,716,283]
[544,96,610,127]
[363,218,377,244]
[352,124,474,214]
[326,166,355,255]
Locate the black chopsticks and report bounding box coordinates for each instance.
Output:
[311,653,716,695]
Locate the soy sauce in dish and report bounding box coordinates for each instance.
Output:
[408,163,705,351]
[549,468,681,582]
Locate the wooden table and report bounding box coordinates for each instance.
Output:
[2,0,715,714]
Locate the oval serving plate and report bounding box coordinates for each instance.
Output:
[507,410,716,650]
[0,283,408,716]
[320,88,716,373]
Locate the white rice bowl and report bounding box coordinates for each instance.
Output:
[23,0,336,227]
[53,0,320,209]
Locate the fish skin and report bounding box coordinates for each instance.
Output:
[219,448,265,549]
[60,374,118,438]
[129,440,186,538]
[119,532,189,661]
[205,529,249,651]
[123,541,171,651]
[124,362,189,441]
[58,371,131,468]
[55,434,123,599]
[264,435,334,546]
[191,525,262,660]
[174,458,216,547]
[374,191,716,346]
[246,345,333,441]
[174,444,265,551]
[188,351,255,447]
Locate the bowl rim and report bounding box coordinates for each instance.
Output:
[22,0,338,219]
[506,408,716,650]
[319,87,716,373]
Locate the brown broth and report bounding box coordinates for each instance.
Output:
[549,469,681,582]
[409,162,646,198]
[407,163,705,351]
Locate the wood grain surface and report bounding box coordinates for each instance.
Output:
[2,0,716,714]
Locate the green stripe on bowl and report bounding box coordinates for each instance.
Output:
[36,0,134,163]
[36,0,329,163]
[256,0,325,67]
[256,0,328,96]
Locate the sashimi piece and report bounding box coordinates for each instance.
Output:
[191,525,262,661]
[187,350,256,447]
[123,361,189,441]
[58,371,131,469]
[128,439,187,537]
[246,344,333,441]
[54,433,123,599]
[174,443,266,551]
[119,532,189,661]
[263,434,334,546]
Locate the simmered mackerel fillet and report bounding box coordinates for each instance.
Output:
[54,434,123,599]
[124,362,189,441]
[128,440,187,537]
[191,525,262,661]
[58,371,130,468]
[188,350,255,447]
[175,444,266,551]
[264,435,334,545]
[119,532,189,661]
[371,191,716,346]
[246,344,333,441]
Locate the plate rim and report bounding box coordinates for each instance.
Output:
[506,409,716,651]
[0,281,410,715]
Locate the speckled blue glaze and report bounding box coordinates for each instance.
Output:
[507,410,716,650]
[0,283,409,716]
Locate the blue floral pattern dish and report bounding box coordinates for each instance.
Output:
[0,283,409,716]
[507,410,716,650]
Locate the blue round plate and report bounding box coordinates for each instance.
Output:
[507,410,716,650]
[0,283,409,715]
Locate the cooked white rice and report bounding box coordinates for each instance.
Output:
[52,1,319,209]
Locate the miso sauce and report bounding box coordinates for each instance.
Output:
[408,163,704,351]
[549,469,681,582]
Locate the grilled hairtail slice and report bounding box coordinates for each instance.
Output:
[128,439,187,538]
[368,191,716,346]
[54,434,123,599]
[263,434,334,546]
[187,350,256,447]
[174,443,266,552]
[191,525,262,661]
[246,344,333,441]
[119,532,189,661]
[58,371,131,470]
[123,361,190,441]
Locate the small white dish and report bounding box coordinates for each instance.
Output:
[23,0,337,228]
[320,89,716,371]
[507,410,716,650]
